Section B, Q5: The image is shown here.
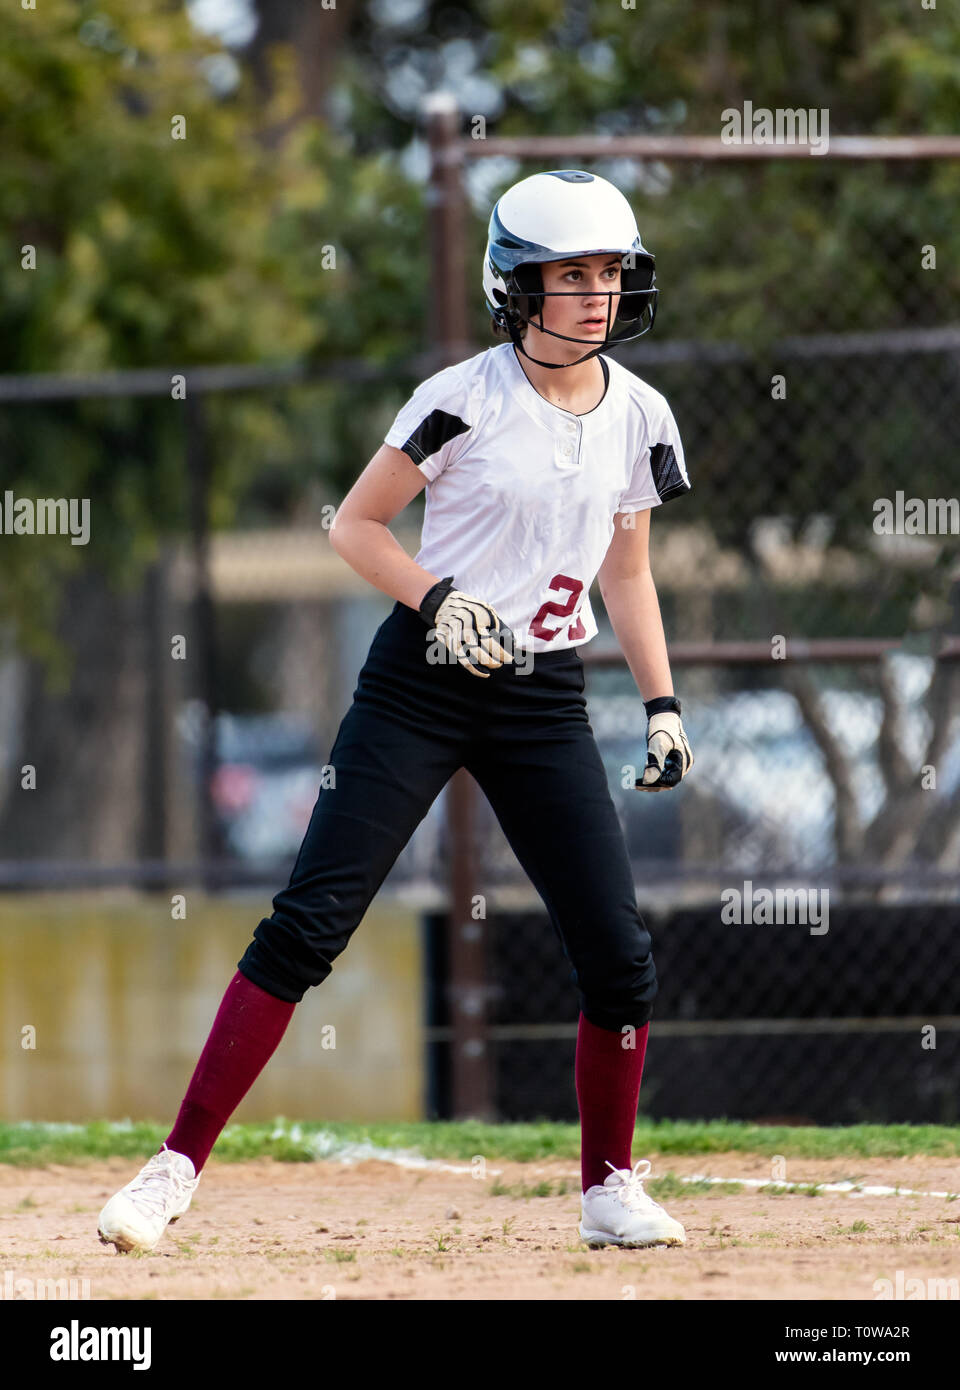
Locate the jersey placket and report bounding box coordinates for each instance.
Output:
[554,412,583,471]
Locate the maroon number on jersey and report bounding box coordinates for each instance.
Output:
[530,574,586,642]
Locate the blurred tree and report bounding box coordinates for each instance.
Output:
[0,0,423,857]
[246,0,356,135]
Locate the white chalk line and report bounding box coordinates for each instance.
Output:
[268,1124,506,1175]
[682,1173,960,1199]
[270,1132,960,1195]
[516,1167,960,1200]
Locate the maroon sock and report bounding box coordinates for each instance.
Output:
[164,970,296,1173]
[575,1012,649,1193]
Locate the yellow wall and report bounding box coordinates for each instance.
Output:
[0,892,424,1123]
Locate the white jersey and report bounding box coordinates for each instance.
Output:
[383,342,690,652]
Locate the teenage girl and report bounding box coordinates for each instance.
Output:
[98,169,693,1254]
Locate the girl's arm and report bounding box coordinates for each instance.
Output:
[329,443,444,612]
[596,508,674,700]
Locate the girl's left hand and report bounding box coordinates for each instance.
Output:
[634,696,693,791]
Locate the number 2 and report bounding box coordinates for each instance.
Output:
[530,574,586,641]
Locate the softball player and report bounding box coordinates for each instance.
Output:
[98,169,693,1255]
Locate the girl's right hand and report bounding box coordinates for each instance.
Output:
[419,576,516,678]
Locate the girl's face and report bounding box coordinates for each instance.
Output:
[529,253,623,357]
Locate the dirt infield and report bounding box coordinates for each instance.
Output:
[2,1153,959,1301]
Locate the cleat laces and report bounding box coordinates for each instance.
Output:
[126,1150,198,1221]
[604,1158,666,1216]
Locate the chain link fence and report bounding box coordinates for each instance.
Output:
[425,901,960,1126]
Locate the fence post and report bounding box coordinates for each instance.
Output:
[425,90,494,1121]
[185,392,223,888]
[140,550,171,880]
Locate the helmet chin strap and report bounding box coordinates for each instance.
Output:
[502,291,622,370]
[507,326,605,370]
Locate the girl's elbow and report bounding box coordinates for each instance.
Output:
[329,516,350,555]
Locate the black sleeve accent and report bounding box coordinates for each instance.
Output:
[399,409,470,467]
[649,442,689,502]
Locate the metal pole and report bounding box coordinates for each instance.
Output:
[580,636,960,670]
[465,134,960,161]
[426,91,470,354]
[139,552,170,880]
[185,392,223,889]
[425,90,494,1121]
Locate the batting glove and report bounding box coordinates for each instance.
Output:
[418,575,516,678]
[635,695,693,791]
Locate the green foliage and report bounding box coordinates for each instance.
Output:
[1,5,305,376]
[0,1,426,642]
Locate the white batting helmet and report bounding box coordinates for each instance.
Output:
[482,169,657,368]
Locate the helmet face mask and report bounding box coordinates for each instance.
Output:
[483,171,658,369]
[503,257,657,347]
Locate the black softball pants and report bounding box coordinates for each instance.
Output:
[238,600,657,1032]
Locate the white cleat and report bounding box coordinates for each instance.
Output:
[579,1158,686,1248]
[97,1144,200,1253]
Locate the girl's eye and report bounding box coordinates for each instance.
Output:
[563,268,620,283]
